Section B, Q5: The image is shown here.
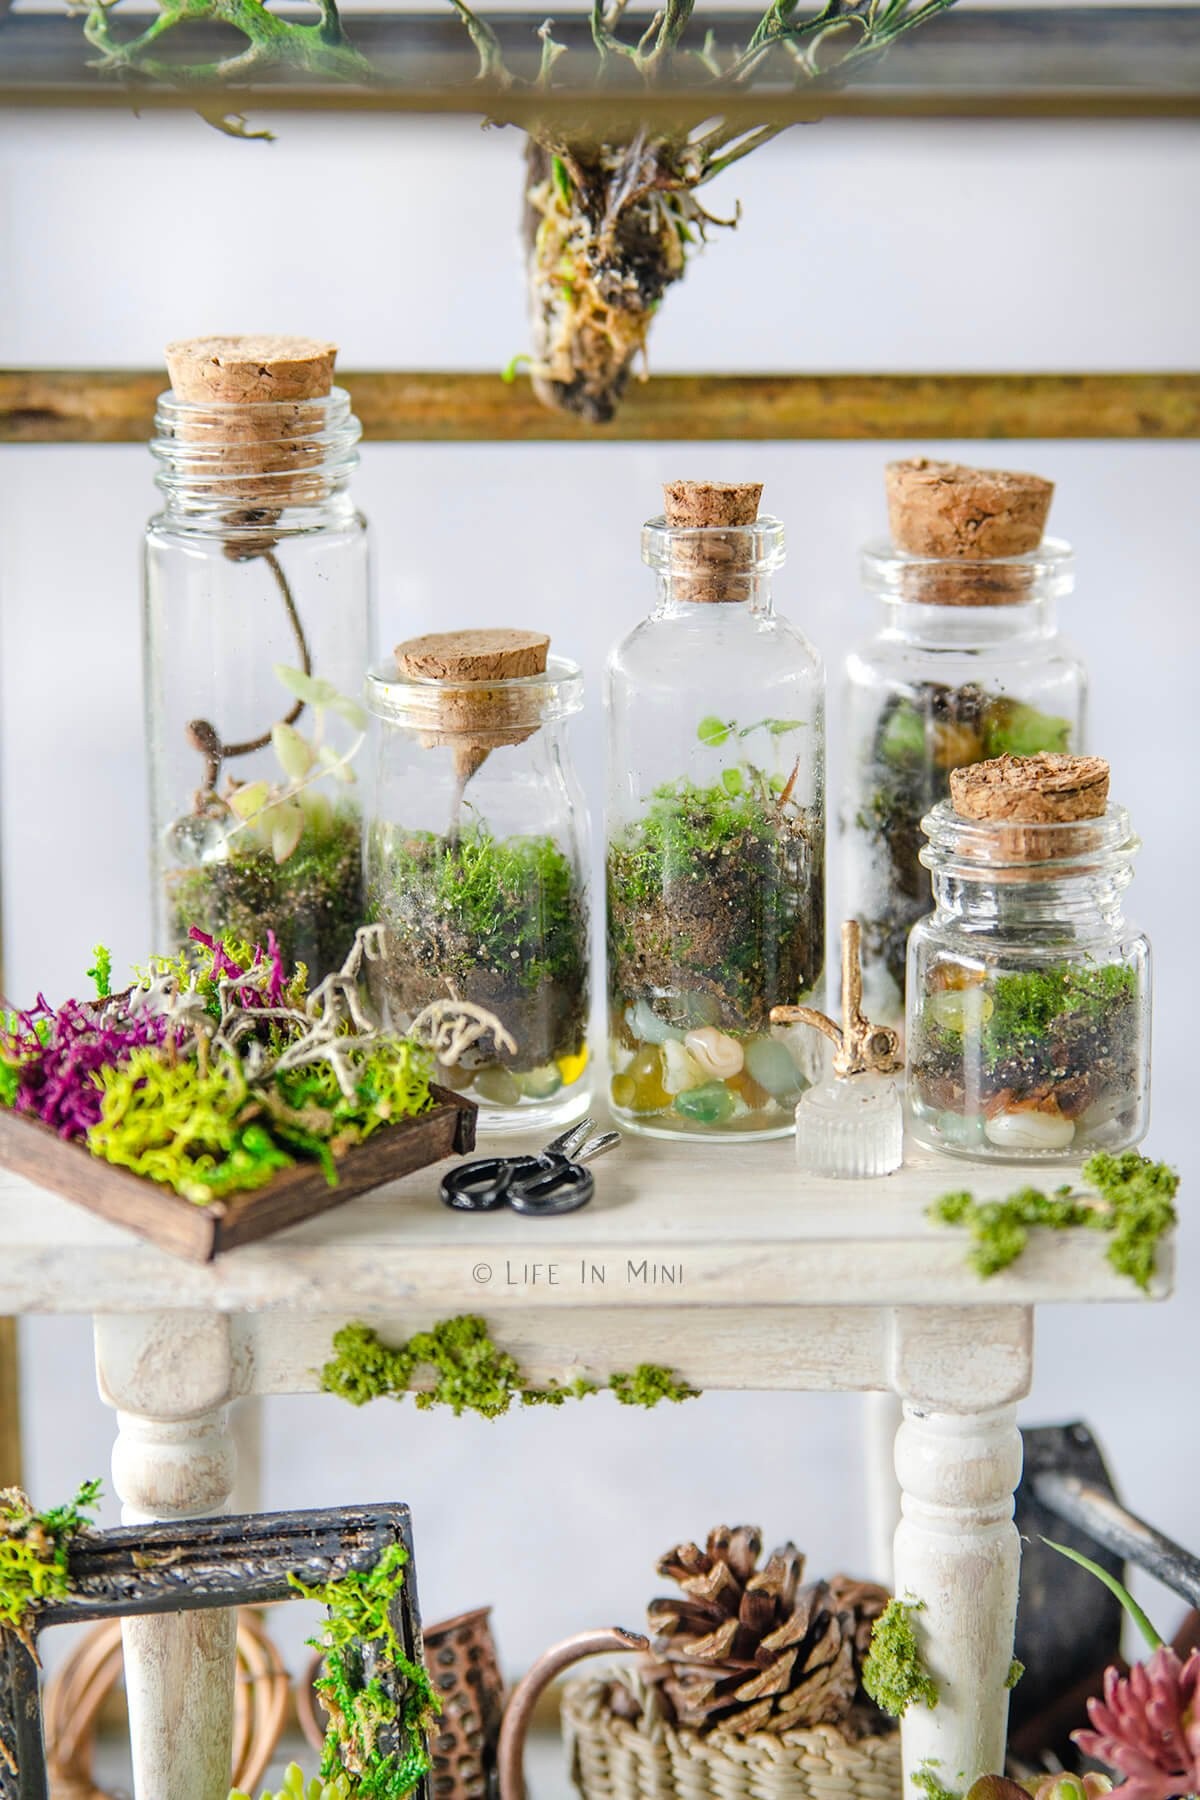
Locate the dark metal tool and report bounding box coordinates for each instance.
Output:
[1012,1421,1200,1760]
[439,1117,620,1216]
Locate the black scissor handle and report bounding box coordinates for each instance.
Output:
[508,1159,595,1215]
[440,1155,541,1211]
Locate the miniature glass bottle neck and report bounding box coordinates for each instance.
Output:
[880,594,1057,649]
[150,389,361,535]
[654,572,775,616]
[931,865,1131,933]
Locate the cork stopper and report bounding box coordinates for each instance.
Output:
[950,753,1110,867]
[393,628,551,781]
[164,335,337,405]
[885,458,1054,605]
[660,481,765,604]
[159,335,343,534]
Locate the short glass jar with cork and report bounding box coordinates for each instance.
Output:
[365,628,591,1131]
[605,480,826,1139]
[906,752,1151,1160]
[144,334,371,982]
[842,458,1087,1029]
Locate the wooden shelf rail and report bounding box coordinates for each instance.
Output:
[2,369,1199,444]
[2,7,1199,120]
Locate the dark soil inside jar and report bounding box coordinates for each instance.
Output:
[164,807,363,985]
[607,780,824,1031]
[366,823,589,1073]
[909,962,1140,1121]
[856,684,1072,994]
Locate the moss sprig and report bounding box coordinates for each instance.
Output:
[929,1153,1179,1291]
[862,1596,939,1718]
[321,1317,699,1417]
[0,1479,102,1650]
[288,1541,438,1800]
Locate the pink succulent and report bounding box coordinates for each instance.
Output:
[1075,1648,1200,1800]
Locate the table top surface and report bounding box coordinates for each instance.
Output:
[0,1111,1173,1316]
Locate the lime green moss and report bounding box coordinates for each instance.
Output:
[87,1049,294,1203]
[289,1541,438,1800]
[321,1318,699,1417]
[87,944,113,1000]
[862,1597,939,1718]
[929,1153,1179,1290]
[1005,1658,1025,1690]
[912,1764,960,1800]
[0,1479,102,1638]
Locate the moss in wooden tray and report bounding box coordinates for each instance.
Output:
[856,685,1072,999]
[0,927,436,1206]
[166,798,363,988]
[367,823,589,1091]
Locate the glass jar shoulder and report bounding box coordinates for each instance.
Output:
[845,628,1086,696]
[145,507,369,552]
[609,607,823,693]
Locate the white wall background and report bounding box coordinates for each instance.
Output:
[1,106,1199,1694]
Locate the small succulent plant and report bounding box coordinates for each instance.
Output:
[230,1764,356,1800]
[222,664,366,866]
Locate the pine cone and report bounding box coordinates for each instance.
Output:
[638,1526,891,1739]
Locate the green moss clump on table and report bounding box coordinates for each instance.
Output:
[368,824,589,1072]
[0,1479,102,1645]
[929,1152,1179,1291]
[321,1317,699,1417]
[862,1597,939,1718]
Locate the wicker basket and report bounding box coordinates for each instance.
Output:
[561,1675,902,1800]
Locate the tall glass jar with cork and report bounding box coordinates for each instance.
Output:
[365,628,591,1132]
[842,458,1087,1029]
[606,481,826,1139]
[907,753,1151,1160]
[144,334,371,982]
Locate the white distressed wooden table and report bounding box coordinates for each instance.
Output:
[0,1129,1172,1800]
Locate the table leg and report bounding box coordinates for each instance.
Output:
[95,1314,238,1800]
[893,1401,1024,1795]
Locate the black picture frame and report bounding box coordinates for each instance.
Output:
[0,1503,428,1800]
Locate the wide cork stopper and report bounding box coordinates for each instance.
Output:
[165,335,337,405]
[885,458,1054,605]
[394,628,551,782]
[951,753,1110,866]
[161,334,342,525]
[662,480,764,603]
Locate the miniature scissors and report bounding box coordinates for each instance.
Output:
[439,1117,621,1216]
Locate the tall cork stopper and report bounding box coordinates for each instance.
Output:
[950,752,1110,865]
[161,334,342,525]
[885,458,1054,604]
[662,480,764,603]
[394,628,551,782]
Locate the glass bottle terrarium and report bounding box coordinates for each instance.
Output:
[606,480,826,1140]
[365,628,591,1132]
[145,335,371,983]
[907,753,1150,1161]
[842,458,1087,1029]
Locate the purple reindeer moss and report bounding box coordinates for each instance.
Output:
[2,997,172,1140]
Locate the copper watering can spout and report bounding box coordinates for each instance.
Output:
[498,1627,650,1800]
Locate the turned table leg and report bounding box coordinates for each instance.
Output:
[889,1307,1031,1797]
[94,1314,239,1800]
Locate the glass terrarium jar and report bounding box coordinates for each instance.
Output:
[842,459,1087,1028]
[144,336,371,983]
[906,757,1150,1161]
[606,481,826,1140]
[365,629,591,1133]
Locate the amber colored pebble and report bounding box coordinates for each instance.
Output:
[727,1069,773,1111]
[626,1044,670,1112]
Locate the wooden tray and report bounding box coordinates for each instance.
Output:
[0,1085,476,1262]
